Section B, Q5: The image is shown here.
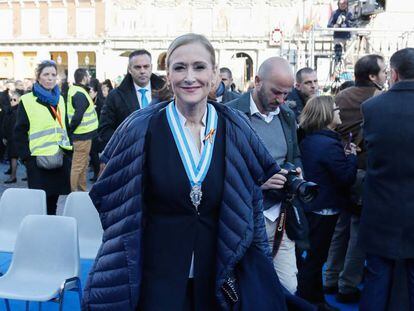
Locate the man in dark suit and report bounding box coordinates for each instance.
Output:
[286,67,319,121]
[216,67,240,104]
[98,49,166,152]
[323,54,385,304]
[228,57,303,296]
[359,47,414,310]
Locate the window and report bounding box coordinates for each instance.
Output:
[23,52,37,79]
[21,9,40,37]
[0,10,13,38]
[0,52,14,79]
[49,8,67,37]
[76,8,95,37]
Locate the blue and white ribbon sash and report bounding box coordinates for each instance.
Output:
[166,101,218,187]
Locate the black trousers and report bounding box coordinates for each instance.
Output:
[297,212,339,303]
[360,255,414,311]
[46,194,59,215]
[89,137,101,178]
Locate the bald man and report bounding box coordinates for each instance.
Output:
[228,57,302,294]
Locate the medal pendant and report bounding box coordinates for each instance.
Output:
[190,184,203,209]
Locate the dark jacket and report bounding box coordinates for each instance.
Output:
[359,81,414,259]
[286,88,306,122]
[335,85,381,169]
[300,129,357,212]
[3,105,18,158]
[0,90,10,139]
[68,84,97,141]
[222,88,241,104]
[82,101,287,310]
[327,9,353,39]
[227,92,302,169]
[98,73,166,150]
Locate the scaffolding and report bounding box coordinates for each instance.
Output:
[281,26,414,89]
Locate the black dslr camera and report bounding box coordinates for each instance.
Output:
[281,162,319,204]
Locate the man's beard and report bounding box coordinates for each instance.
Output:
[257,89,276,113]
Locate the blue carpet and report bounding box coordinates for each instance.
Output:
[0,252,92,311]
[0,252,359,310]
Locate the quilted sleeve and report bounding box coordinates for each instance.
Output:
[251,186,272,259]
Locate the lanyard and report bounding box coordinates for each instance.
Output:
[166,101,218,209]
[50,105,63,128]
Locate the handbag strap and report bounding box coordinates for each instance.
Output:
[271,204,286,258]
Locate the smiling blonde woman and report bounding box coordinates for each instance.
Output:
[82,33,288,311]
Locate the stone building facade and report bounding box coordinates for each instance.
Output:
[0,0,413,89]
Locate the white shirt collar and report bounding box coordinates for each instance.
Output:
[176,104,207,128]
[175,104,207,157]
[249,93,280,123]
[134,82,151,93]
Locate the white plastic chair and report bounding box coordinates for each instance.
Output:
[63,192,103,259]
[0,215,81,311]
[0,188,47,253]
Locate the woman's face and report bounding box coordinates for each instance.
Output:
[38,66,57,90]
[101,84,109,98]
[167,42,216,107]
[89,88,97,100]
[10,95,20,107]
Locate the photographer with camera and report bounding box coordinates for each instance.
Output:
[297,96,357,311]
[228,57,305,295]
[328,0,353,62]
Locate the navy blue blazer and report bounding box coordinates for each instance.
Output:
[360,81,414,259]
[300,129,357,212]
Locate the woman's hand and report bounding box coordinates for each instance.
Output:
[345,143,357,156]
[261,169,288,190]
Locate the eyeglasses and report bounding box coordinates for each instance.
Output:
[11,98,18,102]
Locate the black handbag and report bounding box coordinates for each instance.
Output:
[284,199,310,247]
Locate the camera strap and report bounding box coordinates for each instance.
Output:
[272,204,287,258]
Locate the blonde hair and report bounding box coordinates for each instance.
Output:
[166,33,216,69]
[299,95,335,132]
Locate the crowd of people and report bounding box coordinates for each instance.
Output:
[0,30,413,311]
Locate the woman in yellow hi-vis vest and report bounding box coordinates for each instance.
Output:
[15,60,72,215]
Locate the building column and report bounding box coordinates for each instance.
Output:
[95,49,105,81]
[13,50,25,80]
[67,50,78,83]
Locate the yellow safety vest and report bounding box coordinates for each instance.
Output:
[21,93,72,156]
[67,85,99,135]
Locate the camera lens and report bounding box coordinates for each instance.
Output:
[297,182,319,203]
